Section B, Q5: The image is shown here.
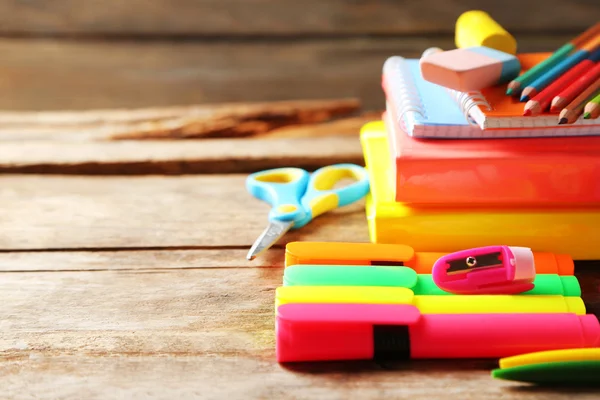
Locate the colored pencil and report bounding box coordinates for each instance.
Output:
[583,92,600,119]
[558,78,600,124]
[523,58,596,116]
[550,61,600,112]
[520,35,600,102]
[506,22,600,96]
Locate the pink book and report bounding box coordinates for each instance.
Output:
[382,110,600,206]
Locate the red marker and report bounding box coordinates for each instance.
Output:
[276,303,600,362]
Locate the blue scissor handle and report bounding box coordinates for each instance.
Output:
[296,163,370,227]
[247,163,370,229]
[246,167,310,224]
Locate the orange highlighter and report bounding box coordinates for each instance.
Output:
[284,242,574,275]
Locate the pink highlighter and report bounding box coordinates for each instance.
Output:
[432,245,536,295]
[276,303,600,363]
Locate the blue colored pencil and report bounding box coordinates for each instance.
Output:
[520,35,600,102]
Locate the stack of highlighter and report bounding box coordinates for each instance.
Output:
[275,242,599,370]
[364,13,600,260]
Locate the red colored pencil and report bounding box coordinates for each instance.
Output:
[523,59,596,116]
[507,22,600,96]
[551,62,600,112]
[558,77,600,124]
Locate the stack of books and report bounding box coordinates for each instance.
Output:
[361,28,600,260]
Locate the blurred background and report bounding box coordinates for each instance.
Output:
[1,0,598,111]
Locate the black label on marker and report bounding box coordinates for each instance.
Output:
[373,325,410,361]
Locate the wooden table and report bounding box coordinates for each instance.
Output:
[1,100,599,399]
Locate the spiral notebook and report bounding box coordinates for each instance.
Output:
[382,52,600,138]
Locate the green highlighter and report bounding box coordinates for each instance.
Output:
[283,265,581,296]
[492,361,600,385]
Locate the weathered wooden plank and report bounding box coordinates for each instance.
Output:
[0,266,597,399]
[5,355,598,400]
[0,136,364,174]
[0,0,596,35]
[0,36,571,111]
[0,175,369,250]
[0,268,279,355]
[0,99,362,141]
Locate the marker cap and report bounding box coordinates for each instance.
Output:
[533,252,574,275]
[283,265,417,288]
[284,241,414,267]
[275,286,414,309]
[276,303,418,362]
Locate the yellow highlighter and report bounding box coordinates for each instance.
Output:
[492,348,600,385]
[499,348,600,369]
[274,286,585,315]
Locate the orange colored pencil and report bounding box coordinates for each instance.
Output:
[558,77,600,124]
[520,34,600,101]
[507,22,600,96]
[572,22,600,47]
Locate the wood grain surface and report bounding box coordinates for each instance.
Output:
[1,257,598,399]
[2,3,599,396]
[1,0,596,35]
[0,99,373,174]
[0,170,598,398]
[0,175,369,250]
[0,35,572,111]
[0,136,364,175]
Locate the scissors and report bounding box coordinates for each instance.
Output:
[246,163,370,260]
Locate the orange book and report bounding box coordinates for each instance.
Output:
[383,110,600,206]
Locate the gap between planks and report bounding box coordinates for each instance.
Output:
[0,248,286,272]
[0,174,370,250]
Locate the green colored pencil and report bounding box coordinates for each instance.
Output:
[492,361,600,385]
[583,91,600,119]
[506,22,600,96]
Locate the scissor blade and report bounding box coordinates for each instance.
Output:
[246,220,293,261]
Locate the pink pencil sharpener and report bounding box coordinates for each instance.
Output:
[432,245,536,295]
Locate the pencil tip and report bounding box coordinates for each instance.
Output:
[523,109,532,116]
[584,112,591,119]
[506,88,514,96]
[558,118,568,125]
[520,95,530,102]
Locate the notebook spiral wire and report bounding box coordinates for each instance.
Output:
[383,56,427,133]
[447,89,492,126]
